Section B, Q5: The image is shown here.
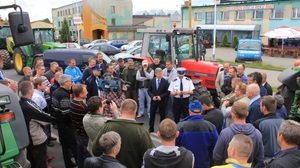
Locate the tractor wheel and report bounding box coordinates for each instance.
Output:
[13,48,27,75]
[0,49,11,69]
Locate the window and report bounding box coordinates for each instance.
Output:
[57,11,59,17]
[111,6,115,14]
[195,12,202,20]
[220,11,229,20]
[252,10,263,19]
[271,9,284,18]
[72,8,74,14]
[293,8,300,18]
[58,21,60,27]
[205,12,214,24]
[68,9,70,15]
[60,11,62,16]
[112,18,116,26]
[65,10,67,16]
[236,11,245,20]
[68,20,72,26]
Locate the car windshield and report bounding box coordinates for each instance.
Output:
[0,27,11,38]
[174,34,195,61]
[239,41,261,51]
[34,29,54,43]
[128,41,137,46]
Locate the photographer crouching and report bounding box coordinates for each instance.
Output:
[98,63,128,117]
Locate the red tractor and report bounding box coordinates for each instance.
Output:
[137,27,224,105]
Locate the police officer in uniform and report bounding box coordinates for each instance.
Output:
[168,67,195,123]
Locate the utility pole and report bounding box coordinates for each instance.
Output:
[213,0,218,61]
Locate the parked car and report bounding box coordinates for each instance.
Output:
[90,43,121,57]
[76,39,91,46]
[83,39,108,48]
[120,40,142,51]
[126,46,142,56]
[62,43,82,49]
[43,49,111,71]
[107,40,129,48]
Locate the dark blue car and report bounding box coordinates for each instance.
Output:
[107,40,129,48]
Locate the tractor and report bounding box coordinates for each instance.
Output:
[13,21,66,75]
[0,4,35,167]
[0,23,14,69]
[137,27,224,106]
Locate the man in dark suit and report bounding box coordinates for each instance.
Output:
[148,67,169,132]
[85,65,102,100]
[262,72,273,95]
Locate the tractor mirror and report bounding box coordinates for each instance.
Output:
[8,12,34,47]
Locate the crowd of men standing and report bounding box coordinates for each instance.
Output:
[1,51,300,168]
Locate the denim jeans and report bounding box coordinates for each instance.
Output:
[138,88,151,116]
[75,134,90,168]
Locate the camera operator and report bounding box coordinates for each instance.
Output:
[99,63,127,118]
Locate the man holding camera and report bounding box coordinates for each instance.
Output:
[148,68,169,133]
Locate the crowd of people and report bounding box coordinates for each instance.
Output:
[1,51,300,168]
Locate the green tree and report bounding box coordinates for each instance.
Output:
[221,34,228,47]
[60,18,71,43]
[232,36,238,48]
[43,18,51,23]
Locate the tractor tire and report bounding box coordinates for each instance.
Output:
[0,49,11,69]
[13,48,27,75]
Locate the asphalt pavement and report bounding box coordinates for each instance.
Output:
[3,47,298,167]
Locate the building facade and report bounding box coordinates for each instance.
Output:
[181,0,300,45]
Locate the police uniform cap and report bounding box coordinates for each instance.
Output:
[91,65,102,70]
[177,67,186,76]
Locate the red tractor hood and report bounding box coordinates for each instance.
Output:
[181,59,223,90]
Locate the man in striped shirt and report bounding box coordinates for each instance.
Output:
[70,84,90,168]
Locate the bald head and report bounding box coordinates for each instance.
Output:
[120,99,137,117]
[246,84,260,99]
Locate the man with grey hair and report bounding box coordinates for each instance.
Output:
[265,120,300,167]
[52,74,77,168]
[148,67,169,132]
[84,131,126,168]
[92,99,153,168]
[246,83,263,123]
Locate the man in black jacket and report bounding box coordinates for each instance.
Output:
[84,131,126,168]
[265,120,300,168]
[19,81,52,168]
[85,64,102,100]
[262,72,273,96]
[148,68,169,132]
[52,74,77,168]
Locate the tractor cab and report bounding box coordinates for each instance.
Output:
[138,27,223,91]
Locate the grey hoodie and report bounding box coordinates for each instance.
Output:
[213,123,264,168]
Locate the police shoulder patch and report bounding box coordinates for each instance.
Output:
[185,77,191,81]
[172,78,178,82]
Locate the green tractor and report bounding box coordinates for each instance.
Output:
[13,21,66,75]
[0,24,15,69]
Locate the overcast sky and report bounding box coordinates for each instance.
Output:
[1,0,212,21]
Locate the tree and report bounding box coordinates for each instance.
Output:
[60,18,71,43]
[232,36,238,48]
[221,34,228,47]
[43,18,51,23]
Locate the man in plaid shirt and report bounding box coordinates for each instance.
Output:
[100,63,127,117]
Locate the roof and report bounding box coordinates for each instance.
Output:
[148,10,166,15]
[31,21,54,29]
[195,24,260,31]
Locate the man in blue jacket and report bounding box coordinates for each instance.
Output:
[246,83,263,123]
[64,58,83,84]
[176,100,218,168]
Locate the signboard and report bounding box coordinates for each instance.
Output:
[221,0,257,3]
[227,4,274,11]
[73,17,82,24]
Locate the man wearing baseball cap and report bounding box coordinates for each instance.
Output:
[136,60,154,118]
[85,65,102,100]
[176,100,219,168]
[168,67,194,123]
